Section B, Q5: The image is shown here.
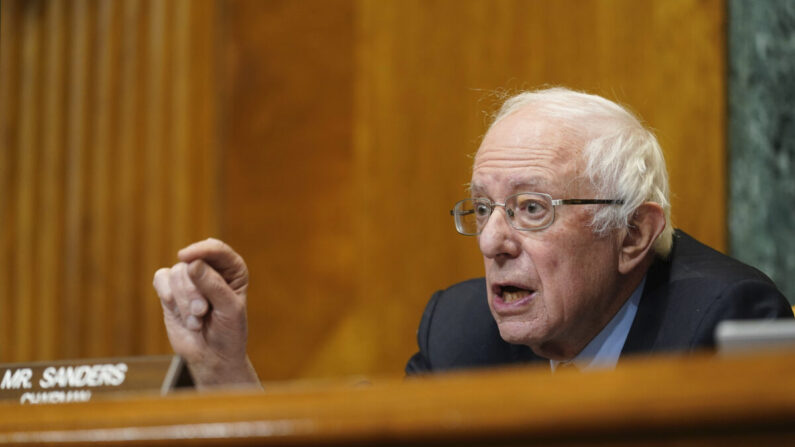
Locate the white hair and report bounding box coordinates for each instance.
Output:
[489,87,673,256]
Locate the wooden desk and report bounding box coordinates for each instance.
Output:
[1,351,794,446]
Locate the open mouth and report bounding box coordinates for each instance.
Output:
[498,285,534,304]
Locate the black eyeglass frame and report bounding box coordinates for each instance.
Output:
[449,192,624,235]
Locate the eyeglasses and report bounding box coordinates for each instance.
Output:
[450,192,624,235]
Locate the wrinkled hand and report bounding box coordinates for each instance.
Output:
[153,238,260,389]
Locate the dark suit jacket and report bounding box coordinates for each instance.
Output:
[406,231,793,374]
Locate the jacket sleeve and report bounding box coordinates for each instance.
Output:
[404,290,442,375]
[690,278,794,349]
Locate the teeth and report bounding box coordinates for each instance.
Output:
[503,289,529,303]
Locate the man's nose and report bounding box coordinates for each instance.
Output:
[478,207,521,259]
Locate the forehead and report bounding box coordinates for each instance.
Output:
[471,110,584,196]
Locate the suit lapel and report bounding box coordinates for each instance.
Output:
[620,246,673,356]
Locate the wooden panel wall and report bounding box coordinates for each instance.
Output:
[225,0,727,380]
[1,0,726,379]
[217,0,359,379]
[0,0,218,362]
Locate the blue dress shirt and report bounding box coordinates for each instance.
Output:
[550,275,646,372]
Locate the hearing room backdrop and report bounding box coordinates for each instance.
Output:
[0,0,728,379]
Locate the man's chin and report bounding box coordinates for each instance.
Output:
[496,320,541,346]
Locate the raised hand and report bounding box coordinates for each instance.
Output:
[153,238,260,389]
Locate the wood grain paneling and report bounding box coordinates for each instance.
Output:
[38,0,67,362]
[0,0,217,362]
[111,0,142,358]
[0,0,19,362]
[224,0,726,379]
[62,0,92,359]
[1,0,726,380]
[218,0,357,379]
[14,0,43,362]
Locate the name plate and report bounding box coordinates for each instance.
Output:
[0,355,192,405]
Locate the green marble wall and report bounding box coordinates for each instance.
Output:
[729,0,795,303]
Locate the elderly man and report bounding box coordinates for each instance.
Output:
[153,88,792,387]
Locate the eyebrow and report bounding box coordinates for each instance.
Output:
[470,178,549,196]
[507,178,548,190]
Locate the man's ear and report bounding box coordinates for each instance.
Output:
[618,202,666,274]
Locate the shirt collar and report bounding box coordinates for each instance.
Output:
[550,275,646,372]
